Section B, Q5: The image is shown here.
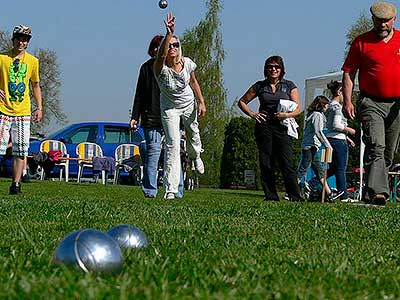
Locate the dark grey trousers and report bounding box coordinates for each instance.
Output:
[359,97,400,198]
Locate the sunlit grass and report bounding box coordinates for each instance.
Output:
[0,179,399,299]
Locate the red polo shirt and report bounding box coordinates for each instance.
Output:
[342,29,400,98]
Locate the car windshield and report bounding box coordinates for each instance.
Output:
[46,125,75,139]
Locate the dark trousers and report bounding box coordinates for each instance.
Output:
[359,97,400,199]
[255,123,301,200]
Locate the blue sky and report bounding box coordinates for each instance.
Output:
[2,0,396,131]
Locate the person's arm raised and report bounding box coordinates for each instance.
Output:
[154,12,175,76]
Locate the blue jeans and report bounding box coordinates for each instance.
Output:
[141,128,184,198]
[327,138,349,199]
[297,147,324,181]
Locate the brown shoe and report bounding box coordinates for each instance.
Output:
[372,194,386,206]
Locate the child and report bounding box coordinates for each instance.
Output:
[297,95,334,201]
[325,81,356,202]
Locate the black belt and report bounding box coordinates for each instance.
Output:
[361,93,399,103]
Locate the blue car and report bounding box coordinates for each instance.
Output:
[0,122,144,180]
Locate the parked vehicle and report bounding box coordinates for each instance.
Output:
[0,122,144,181]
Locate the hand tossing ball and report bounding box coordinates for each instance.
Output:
[158,0,168,9]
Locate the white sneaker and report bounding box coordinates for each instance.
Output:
[194,158,205,174]
[164,192,175,200]
[341,198,360,203]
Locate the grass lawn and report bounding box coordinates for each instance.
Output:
[0,179,399,299]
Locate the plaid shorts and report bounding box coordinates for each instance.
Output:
[0,114,31,157]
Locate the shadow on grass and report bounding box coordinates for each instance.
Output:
[210,188,263,199]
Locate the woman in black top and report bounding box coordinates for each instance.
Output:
[238,55,303,201]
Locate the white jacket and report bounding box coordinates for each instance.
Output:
[278,99,299,139]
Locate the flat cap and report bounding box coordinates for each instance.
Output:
[370,1,397,19]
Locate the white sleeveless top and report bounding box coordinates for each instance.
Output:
[156,57,196,109]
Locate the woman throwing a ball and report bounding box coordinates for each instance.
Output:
[154,13,206,200]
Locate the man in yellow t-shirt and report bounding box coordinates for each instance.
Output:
[0,25,43,194]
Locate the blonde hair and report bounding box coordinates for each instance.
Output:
[171,35,183,65]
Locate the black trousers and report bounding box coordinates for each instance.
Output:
[255,122,301,200]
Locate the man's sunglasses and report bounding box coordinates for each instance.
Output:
[266,64,281,70]
[13,59,20,73]
[168,42,180,49]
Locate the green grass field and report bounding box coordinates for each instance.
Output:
[0,179,399,300]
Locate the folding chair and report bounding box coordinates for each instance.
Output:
[76,142,105,183]
[39,139,69,182]
[113,143,141,184]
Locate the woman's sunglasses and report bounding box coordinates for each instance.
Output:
[168,42,180,49]
[266,64,281,70]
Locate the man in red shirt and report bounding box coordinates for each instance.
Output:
[342,1,400,206]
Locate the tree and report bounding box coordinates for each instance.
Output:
[0,29,67,135]
[31,48,67,134]
[181,0,228,186]
[344,12,372,58]
[220,117,259,188]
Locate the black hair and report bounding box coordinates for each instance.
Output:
[327,80,342,97]
[12,33,31,42]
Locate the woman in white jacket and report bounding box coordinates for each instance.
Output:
[325,81,356,202]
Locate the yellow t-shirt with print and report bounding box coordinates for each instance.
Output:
[0,50,40,116]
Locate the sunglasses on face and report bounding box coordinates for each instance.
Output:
[13,59,20,73]
[168,42,180,49]
[266,64,281,70]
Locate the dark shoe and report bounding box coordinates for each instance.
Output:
[331,190,344,201]
[144,194,156,199]
[288,195,305,202]
[21,174,30,183]
[372,194,386,206]
[9,183,21,195]
[303,182,311,193]
[325,194,333,203]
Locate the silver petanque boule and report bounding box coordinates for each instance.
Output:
[107,224,148,249]
[53,229,123,274]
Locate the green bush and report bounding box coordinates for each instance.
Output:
[220,117,259,189]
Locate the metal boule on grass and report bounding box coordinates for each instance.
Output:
[107,224,148,249]
[53,229,123,274]
[158,0,168,9]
